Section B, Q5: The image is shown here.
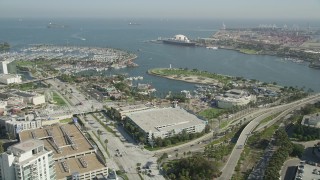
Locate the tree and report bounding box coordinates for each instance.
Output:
[97,129,102,138]
[163,155,220,179]
[0,141,3,153]
[291,144,304,158]
[204,124,211,133]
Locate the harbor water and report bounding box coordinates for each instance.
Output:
[0,18,319,93]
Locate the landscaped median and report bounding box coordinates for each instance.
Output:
[59,118,72,124]
[52,92,67,106]
[232,123,280,179]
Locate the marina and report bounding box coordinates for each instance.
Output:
[1,45,137,74]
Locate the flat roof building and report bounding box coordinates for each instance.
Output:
[110,104,150,120]
[19,123,108,180]
[301,113,320,128]
[126,107,207,145]
[0,89,45,106]
[0,74,22,85]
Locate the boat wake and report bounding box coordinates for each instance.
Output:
[71,33,86,41]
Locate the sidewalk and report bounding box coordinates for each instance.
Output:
[88,131,109,159]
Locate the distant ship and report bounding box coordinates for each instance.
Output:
[47,22,66,29]
[128,22,140,25]
[162,34,195,46]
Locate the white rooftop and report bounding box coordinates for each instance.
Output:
[126,107,206,132]
[119,104,149,112]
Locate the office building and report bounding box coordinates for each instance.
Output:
[0,61,9,74]
[0,113,43,137]
[0,74,22,85]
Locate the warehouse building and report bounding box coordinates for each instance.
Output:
[126,107,207,145]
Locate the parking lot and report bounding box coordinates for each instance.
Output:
[81,112,164,180]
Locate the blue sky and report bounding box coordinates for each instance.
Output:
[1,0,319,19]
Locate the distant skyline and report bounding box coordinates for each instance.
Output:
[1,0,320,20]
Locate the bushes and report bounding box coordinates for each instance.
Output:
[163,155,220,180]
[292,124,320,141]
[264,129,294,180]
[290,144,304,158]
[153,130,204,148]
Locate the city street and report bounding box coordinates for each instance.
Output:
[82,113,164,180]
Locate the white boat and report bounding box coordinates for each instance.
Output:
[206,46,218,50]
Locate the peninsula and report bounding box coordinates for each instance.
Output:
[196,26,320,68]
[148,68,229,86]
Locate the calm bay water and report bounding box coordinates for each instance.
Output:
[0,18,319,93]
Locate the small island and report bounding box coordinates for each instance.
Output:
[148,68,230,86]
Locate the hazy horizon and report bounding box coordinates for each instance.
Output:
[1,0,319,20]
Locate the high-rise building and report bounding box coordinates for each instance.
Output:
[0,61,8,74]
[0,139,56,180]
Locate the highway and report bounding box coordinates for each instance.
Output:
[218,94,320,180]
[153,107,273,159]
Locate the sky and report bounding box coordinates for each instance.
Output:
[0,0,319,20]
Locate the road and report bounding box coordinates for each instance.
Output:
[153,107,272,158]
[82,113,164,180]
[281,158,300,180]
[46,79,103,114]
[218,94,320,180]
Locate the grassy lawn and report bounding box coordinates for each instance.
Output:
[199,108,225,119]
[260,124,279,139]
[239,49,258,55]
[210,130,236,145]
[59,118,72,124]
[52,92,67,106]
[149,68,231,84]
[220,119,231,129]
[259,112,282,126]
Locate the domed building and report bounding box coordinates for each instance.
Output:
[173,34,190,42]
[215,89,256,109]
[162,34,195,46]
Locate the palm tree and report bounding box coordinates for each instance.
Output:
[97,129,102,138]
